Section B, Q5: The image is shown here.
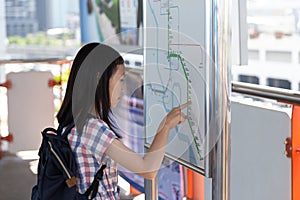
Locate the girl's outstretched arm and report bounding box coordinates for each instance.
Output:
[105,101,191,179]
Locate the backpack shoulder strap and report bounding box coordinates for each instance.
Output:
[42,127,57,136]
[62,122,75,138]
[55,122,75,138]
[84,164,107,199]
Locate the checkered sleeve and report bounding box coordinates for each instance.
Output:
[82,118,117,162]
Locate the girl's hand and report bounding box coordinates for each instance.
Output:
[158,101,192,131]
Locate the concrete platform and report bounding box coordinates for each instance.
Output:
[0,152,139,200]
[0,152,36,200]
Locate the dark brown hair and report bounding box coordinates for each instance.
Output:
[56,43,123,137]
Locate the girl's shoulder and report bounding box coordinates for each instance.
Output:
[86,117,109,129]
[84,117,115,138]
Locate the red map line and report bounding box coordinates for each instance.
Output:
[169,43,201,46]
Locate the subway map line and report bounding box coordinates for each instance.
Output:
[147,0,203,161]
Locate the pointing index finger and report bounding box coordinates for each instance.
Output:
[179,101,192,109]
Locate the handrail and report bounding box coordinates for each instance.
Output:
[1,58,300,105]
[0,58,71,65]
[232,81,300,105]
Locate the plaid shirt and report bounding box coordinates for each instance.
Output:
[68,118,120,199]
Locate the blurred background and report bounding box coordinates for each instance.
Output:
[0,0,300,199]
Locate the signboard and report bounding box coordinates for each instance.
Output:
[144,0,208,174]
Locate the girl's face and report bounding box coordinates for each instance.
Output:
[109,64,125,107]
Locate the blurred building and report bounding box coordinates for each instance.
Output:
[35,0,48,32]
[0,0,7,53]
[38,0,79,30]
[5,0,79,37]
[5,0,38,37]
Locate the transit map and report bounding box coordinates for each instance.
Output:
[144,0,207,170]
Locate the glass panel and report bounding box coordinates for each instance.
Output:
[267,78,291,89]
[238,75,260,84]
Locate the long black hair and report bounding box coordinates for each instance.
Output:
[56,42,123,137]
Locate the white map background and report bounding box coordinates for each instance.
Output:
[144,0,207,169]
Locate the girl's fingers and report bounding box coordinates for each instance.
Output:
[179,100,192,110]
[166,101,191,128]
[178,113,188,124]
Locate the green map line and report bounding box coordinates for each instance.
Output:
[168,53,203,160]
[167,4,203,160]
[168,1,203,160]
[147,0,203,160]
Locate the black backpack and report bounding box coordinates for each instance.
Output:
[31,123,106,200]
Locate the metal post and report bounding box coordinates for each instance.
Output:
[144,174,158,200]
[210,0,231,200]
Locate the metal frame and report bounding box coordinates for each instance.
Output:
[232,81,300,105]
[142,0,232,198]
[143,0,232,199]
[209,0,231,200]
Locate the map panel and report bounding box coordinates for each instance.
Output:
[144,0,207,170]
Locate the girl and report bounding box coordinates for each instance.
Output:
[56,42,190,199]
